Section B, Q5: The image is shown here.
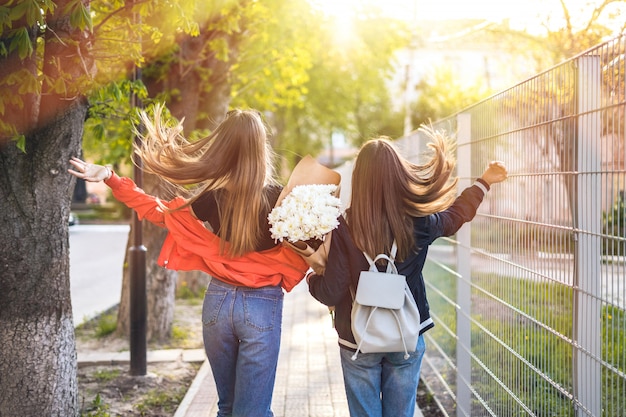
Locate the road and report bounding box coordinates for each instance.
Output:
[69,224,130,326]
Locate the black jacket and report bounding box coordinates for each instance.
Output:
[308,180,490,350]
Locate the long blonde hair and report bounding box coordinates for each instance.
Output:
[346,126,458,261]
[135,104,277,257]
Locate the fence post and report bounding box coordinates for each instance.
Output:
[455,113,472,417]
[573,55,602,417]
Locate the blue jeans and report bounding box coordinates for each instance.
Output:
[202,278,284,417]
[339,335,426,417]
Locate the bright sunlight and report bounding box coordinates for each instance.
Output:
[310,0,625,35]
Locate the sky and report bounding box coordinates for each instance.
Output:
[311,0,625,34]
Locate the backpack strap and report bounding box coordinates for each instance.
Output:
[363,240,398,274]
[352,240,399,299]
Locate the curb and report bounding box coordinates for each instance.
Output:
[173,360,214,417]
[77,348,206,368]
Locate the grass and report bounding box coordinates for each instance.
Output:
[81,394,111,417]
[93,312,117,338]
[175,281,204,302]
[135,388,187,413]
[170,325,191,345]
[423,258,625,416]
[75,308,118,340]
[92,369,121,383]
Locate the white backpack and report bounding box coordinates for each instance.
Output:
[350,241,421,360]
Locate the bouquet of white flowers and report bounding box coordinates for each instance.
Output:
[268,184,341,244]
[269,155,342,275]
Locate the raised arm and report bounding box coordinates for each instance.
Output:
[68,157,168,227]
[68,157,112,182]
[479,161,507,186]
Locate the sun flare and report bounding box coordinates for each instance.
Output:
[309,0,625,35]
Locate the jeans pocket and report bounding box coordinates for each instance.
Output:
[202,291,227,327]
[242,292,282,332]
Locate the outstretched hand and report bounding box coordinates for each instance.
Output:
[68,157,111,182]
[480,161,507,185]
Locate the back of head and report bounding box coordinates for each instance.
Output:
[206,110,275,256]
[137,106,272,188]
[138,106,276,256]
[348,138,413,260]
[205,109,271,191]
[347,129,457,261]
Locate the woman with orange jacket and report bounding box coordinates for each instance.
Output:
[69,105,308,417]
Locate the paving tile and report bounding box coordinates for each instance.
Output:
[167,281,423,416]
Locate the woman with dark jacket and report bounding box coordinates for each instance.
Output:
[307,128,507,417]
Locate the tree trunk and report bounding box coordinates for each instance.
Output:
[116,173,178,342]
[0,0,92,412]
[0,102,87,416]
[116,28,237,342]
[144,29,235,132]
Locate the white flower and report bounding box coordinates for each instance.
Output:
[268,184,341,243]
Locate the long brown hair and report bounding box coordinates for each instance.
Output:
[135,104,277,257]
[346,126,458,261]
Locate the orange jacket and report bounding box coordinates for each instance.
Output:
[105,173,308,292]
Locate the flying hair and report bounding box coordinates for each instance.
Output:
[132,103,278,257]
[347,125,458,261]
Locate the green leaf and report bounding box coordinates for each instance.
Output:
[9,27,33,59]
[110,83,122,101]
[9,1,29,22]
[15,134,26,152]
[16,69,39,94]
[0,6,13,34]
[67,0,93,32]
[10,0,44,27]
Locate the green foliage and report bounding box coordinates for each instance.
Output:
[1,0,412,165]
[135,388,185,413]
[65,0,93,32]
[602,193,626,256]
[411,66,491,128]
[15,134,25,152]
[170,325,190,345]
[236,3,412,168]
[82,393,111,417]
[230,0,316,111]
[175,281,203,300]
[92,369,121,383]
[7,0,48,28]
[8,27,33,59]
[94,312,117,338]
[425,258,625,415]
[602,305,626,416]
[0,0,54,59]
[82,79,153,166]
[422,260,458,359]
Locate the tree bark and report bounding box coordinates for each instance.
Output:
[145,28,235,132]
[0,102,87,416]
[0,0,92,412]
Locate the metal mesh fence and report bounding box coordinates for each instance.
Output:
[327,34,626,416]
[395,33,625,417]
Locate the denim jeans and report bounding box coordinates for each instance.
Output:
[339,335,426,417]
[202,278,284,417]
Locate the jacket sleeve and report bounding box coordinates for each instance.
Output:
[104,172,169,227]
[308,219,357,306]
[422,180,489,243]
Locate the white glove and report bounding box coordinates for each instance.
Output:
[68,157,112,182]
